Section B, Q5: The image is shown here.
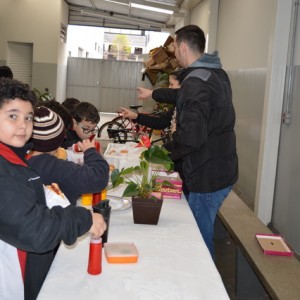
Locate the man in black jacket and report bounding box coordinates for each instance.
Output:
[138,25,238,258]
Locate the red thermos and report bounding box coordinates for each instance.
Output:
[87,237,102,275]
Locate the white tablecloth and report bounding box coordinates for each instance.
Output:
[37,197,229,300]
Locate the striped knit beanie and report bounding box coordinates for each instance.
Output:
[32,106,65,152]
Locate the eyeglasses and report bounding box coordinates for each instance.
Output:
[77,122,99,135]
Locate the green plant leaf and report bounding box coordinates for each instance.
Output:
[109,145,175,199]
[110,169,125,188]
[119,167,135,175]
[123,183,139,197]
[161,180,174,187]
[142,145,173,168]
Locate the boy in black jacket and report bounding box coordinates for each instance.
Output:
[28,106,109,206]
[62,101,100,149]
[0,78,106,300]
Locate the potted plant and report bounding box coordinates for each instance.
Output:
[109,136,174,224]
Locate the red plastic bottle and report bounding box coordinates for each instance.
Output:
[92,193,101,205]
[87,237,102,275]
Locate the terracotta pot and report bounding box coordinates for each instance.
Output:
[131,196,163,225]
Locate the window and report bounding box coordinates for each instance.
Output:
[60,23,67,43]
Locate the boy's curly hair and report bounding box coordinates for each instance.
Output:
[62,97,81,118]
[0,78,37,108]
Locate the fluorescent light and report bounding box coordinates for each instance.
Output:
[131,3,173,15]
[104,0,128,6]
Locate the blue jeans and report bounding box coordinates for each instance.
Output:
[188,186,232,259]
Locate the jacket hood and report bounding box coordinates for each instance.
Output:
[190,50,222,69]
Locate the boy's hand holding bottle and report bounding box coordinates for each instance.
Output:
[75,138,101,153]
[89,213,107,238]
[77,138,95,152]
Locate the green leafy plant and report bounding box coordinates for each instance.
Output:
[33,88,54,102]
[109,137,174,199]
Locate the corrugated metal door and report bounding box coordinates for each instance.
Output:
[67,57,102,109]
[7,42,33,85]
[66,57,145,112]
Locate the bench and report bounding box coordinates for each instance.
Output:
[218,191,300,300]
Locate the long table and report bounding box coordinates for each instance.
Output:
[38,197,229,300]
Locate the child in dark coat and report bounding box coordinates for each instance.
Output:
[28,106,109,206]
[0,78,106,300]
[62,101,100,149]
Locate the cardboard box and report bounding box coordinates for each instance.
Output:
[152,46,169,64]
[144,69,160,85]
[166,43,175,55]
[143,57,155,68]
[148,60,169,70]
[168,58,180,69]
[255,234,293,256]
[163,36,174,47]
[153,170,183,199]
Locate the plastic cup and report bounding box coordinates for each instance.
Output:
[101,189,107,200]
[81,193,93,206]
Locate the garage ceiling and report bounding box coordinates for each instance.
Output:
[65,0,203,32]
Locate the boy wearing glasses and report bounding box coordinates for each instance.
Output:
[62,101,100,149]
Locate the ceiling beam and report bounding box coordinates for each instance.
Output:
[76,7,170,29]
[89,0,97,8]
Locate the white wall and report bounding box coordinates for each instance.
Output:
[0,0,60,63]
[191,0,219,52]
[217,0,275,70]
[0,0,68,99]
[56,0,69,101]
[295,4,300,65]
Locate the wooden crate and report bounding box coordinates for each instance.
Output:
[152,46,169,64]
[144,69,160,85]
[143,57,155,68]
[163,36,174,47]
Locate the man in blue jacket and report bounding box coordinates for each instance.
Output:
[138,25,238,258]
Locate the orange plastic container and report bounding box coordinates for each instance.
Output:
[104,242,138,263]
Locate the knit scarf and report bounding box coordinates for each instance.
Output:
[0,142,27,281]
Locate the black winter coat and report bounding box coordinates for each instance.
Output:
[153,67,238,193]
[28,148,109,206]
[0,144,93,300]
[135,108,174,130]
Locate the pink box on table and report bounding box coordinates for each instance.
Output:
[153,170,182,199]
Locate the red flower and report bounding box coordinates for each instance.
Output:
[135,135,151,148]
